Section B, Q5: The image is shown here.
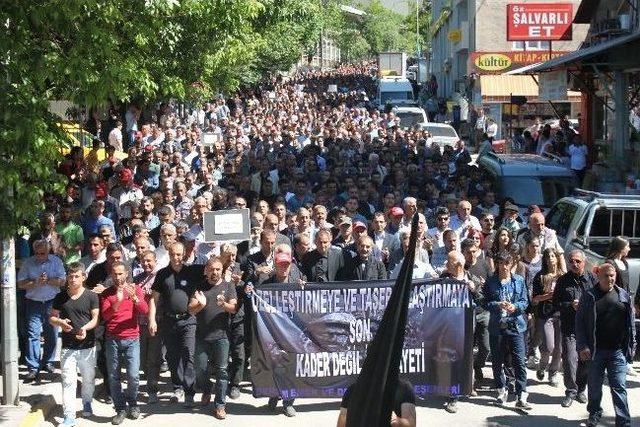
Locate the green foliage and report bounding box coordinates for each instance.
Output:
[326,0,431,61]
[0,0,324,238]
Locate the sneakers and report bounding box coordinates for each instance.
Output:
[228,386,241,400]
[183,394,195,408]
[127,406,141,420]
[515,392,532,411]
[111,410,127,425]
[586,413,601,427]
[536,369,545,381]
[147,392,159,404]
[495,388,508,405]
[60,416,76,427]
[82,401,93,417]
[549,372,560,387]
[444,398,458,413]
[170,388,185,403]
[213,406,227,420]
[268,397,278,411]
[283,403,297,417]
[561,395,574,407]
[43,363,56,374]
[576,392,588,404]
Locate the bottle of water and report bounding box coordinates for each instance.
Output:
[500,286,508,318]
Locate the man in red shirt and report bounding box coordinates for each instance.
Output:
[100,262,148,425]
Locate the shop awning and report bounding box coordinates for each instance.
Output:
[480,74,580,102]
[480,75,539,97]
[507,31,640,74]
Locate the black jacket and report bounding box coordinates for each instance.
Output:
[552,270,598,335]
[339,253,387,281]
[301,247,344,282]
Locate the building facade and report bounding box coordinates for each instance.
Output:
[430,0,589,137]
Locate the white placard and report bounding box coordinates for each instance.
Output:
[214,213,244,235]
[328,84,337,93]
[539,70,568,102]
[201,132,219,146]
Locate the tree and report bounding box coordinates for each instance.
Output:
[0,0,324,238]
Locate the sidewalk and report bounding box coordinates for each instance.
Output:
[1,368,60,427]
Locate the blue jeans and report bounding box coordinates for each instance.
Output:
[25,298,57,371]
[195,338,229,408]
[587,349,630,426]
[490,330,528,395]
[105,337,140,411]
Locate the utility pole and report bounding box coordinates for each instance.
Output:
[1,232,19,406]
[416,0,421,83]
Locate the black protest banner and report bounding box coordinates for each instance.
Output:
[250,279,474,400]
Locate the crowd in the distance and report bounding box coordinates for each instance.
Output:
[14,62,638,427]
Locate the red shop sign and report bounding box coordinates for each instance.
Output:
[507,3,573,41]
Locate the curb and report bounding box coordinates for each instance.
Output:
[19,392,57,427]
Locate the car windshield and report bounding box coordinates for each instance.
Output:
[396,112,425,127]
[380,91,413,103]
[500,177,574,207]
[423,125,457,138]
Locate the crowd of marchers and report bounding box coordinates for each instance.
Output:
[14,62,639,427]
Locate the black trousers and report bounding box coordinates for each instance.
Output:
[162,318,196,396]
[94,323,110,396]
[473,312,490,373]
[228,318,246,387]
[140,326,163,394]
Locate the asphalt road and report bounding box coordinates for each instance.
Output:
[41,363,640,427]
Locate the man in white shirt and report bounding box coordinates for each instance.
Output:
[108,120,123,151]
[449,200,481,240]
[568,137,588,184]
[486,118,498,141]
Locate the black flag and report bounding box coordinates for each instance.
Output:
[345,213,419,427]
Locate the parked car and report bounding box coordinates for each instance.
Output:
[420,122,459,152]
[393,106,428,129]
[546,189,640,294]
[477,153,576,210]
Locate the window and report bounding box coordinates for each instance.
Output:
[512,41,551,51]
[589,208,640,238]
[545,202,578,239]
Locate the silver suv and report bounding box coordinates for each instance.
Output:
[546,189,640,294]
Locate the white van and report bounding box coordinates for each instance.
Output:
[376,77,414,108]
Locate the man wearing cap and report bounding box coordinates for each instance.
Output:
[333,216,355,249]
[501,202,521,235]
[387,206,404,234]
[111,168,143,223]
[261,251,306,417]
[302,229,344,282]
[339,235,387,281]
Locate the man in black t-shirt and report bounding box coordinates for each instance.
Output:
[49,262,100,427]
[190,257,237,419]
[149,242,202,407]
[337,379,416,427]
